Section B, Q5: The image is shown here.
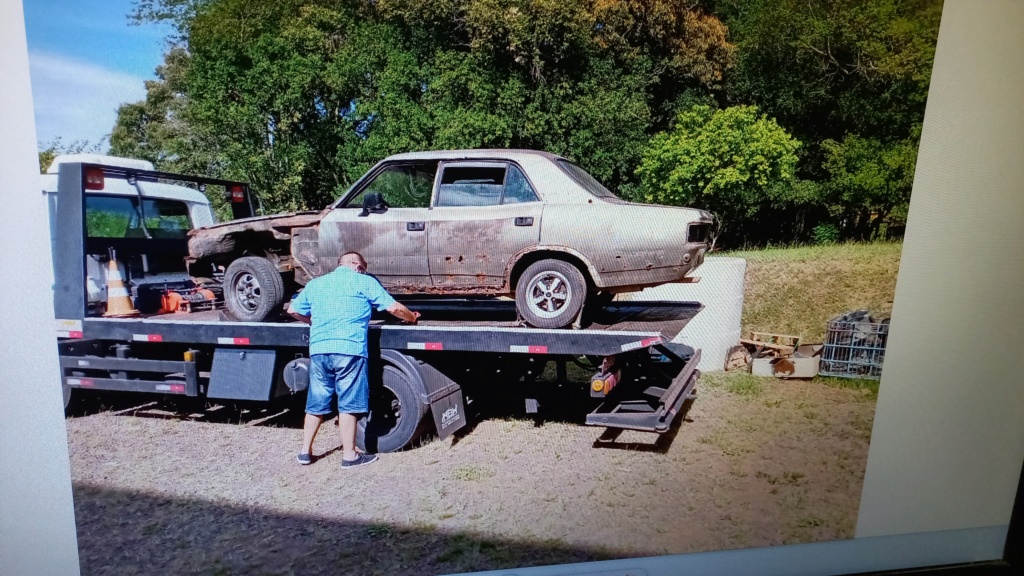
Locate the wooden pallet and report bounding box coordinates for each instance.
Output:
[740,332,803,358]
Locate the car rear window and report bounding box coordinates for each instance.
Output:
[555,159,618,199]
[503,165,539,204]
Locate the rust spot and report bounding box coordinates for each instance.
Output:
[476,253,487,261]
[457,255,464,262]
[445,256,452,261]
[645,264,653,270]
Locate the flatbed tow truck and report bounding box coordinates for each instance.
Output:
[52,162,704,452]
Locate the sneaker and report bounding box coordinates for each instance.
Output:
[341,453,378,469]
[297,452,313,465]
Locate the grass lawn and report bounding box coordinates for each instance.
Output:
[725,241,903,343]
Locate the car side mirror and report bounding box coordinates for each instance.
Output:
[358,192,389,217]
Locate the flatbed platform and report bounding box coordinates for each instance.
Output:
[68,300,702,357]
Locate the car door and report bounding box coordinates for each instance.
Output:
[318,162,436,290]
[427,161,543,289]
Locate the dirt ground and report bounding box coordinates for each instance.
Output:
[65,370,876,576]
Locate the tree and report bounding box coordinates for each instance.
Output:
[120,0,736,211]
[634,104,802,244]
[109,48,223,176]
[37,138,104,174]
[820,133,918,240]
[720,0,940,145]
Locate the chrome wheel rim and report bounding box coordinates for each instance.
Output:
[233,272,262,312]
[526,271,571,319]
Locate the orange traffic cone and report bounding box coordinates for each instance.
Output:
[103,257,140,317]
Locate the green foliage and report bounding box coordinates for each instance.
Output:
[119,0,736,213]
[820,133,919,239]
[721,0,941,144]
[635,104,802,237]
[714,0,939,244]
[37,137,103,174]
[113,0,940,247]
[812,223,840,245]
[85,212,131,238]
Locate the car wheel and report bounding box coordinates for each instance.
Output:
[223,256,285,322]
[515,259,587,329]
[357,364,430,453]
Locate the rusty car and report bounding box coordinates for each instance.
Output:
[186,149,717,328]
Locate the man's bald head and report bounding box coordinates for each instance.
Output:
[339,252,367,274]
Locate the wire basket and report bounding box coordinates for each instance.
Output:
[819,310,890,379]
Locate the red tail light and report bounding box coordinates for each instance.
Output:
[229,185,245,203]
[84,167,104,190]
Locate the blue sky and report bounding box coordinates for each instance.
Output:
[24,0,173,149]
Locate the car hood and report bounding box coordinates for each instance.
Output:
[187,210,325,261]
[188,210,324,235]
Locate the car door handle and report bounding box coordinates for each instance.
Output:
[514,216,534,227]
[407,222,425,232]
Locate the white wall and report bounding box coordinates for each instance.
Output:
[0,1,81,574]
[856,0,1024,537]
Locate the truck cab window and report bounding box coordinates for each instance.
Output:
[85,196,191,239]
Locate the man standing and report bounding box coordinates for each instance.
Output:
[288,251,420,468]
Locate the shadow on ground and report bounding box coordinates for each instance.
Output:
[72,483,627,576]
[69,379,692,455]
[67,390,309,427]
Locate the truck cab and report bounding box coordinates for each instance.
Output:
[42,154,216,312]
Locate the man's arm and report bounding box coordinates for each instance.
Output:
[386,301,420,324]
[287,301,312,325]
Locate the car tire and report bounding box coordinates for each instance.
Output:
[223,256,285,322]
[357,364,430,453]
[515,259,587,329]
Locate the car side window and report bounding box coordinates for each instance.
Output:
[436,166,506,207]
[502,164,539,204]
[345,163,437,209]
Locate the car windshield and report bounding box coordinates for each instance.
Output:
[555,159,618,199]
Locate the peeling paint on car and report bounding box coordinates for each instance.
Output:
[186,149,715,301]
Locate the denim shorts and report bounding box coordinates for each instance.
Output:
[306,354,369,415]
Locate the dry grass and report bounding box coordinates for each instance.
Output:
[726,241,903,342]
[67,376,877,575]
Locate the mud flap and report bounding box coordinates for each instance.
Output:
[412,358,467,440]
[429,386,467,440]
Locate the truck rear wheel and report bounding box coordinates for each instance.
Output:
[62,382,74,412]
[357,363,429,453]
[223,256,284,322]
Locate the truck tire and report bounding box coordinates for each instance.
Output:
[357,364,430,453]
[62,382,74,412]
[223,256,284,322]
[515,259,587,329]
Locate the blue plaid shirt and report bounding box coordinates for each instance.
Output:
[289,266,396,357]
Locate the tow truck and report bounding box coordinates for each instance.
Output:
[52,161,704,452]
